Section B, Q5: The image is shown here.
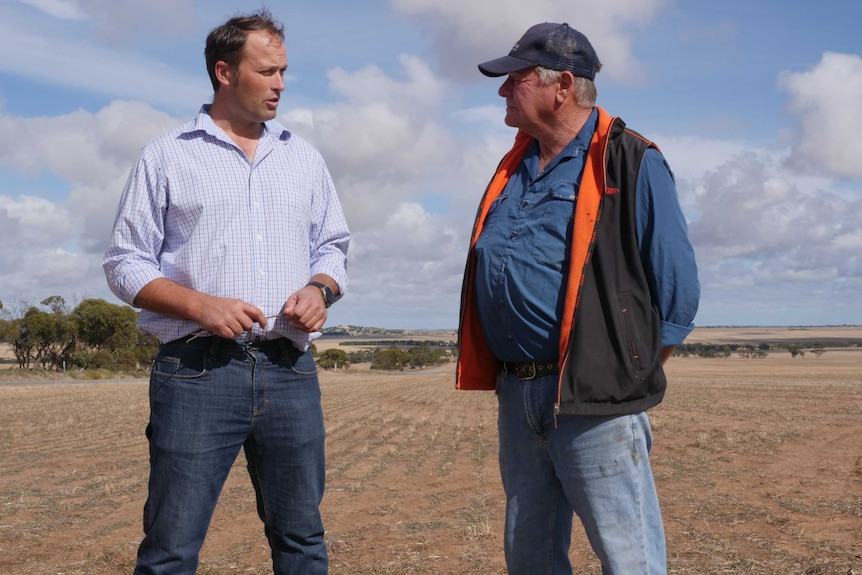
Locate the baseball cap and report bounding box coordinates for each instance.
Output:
[478,22,600,80]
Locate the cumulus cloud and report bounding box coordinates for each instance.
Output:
[390,0,670,85]
[14,0,196,40]
[2,2,861,328]
[779,52,862,180]
[0,194,102,306]
[346,203,466,327]
[14,0,84,20]
[0,15,205,113]
[276,54,489,326]
[280,55,457,231]
[79,0,196,41]
[0,102,185,305]
[686,149,862,324]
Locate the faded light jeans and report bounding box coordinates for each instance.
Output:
[496,371,666,575]
[135,336,328,575]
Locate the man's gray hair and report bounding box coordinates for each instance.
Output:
[535,66,597,108]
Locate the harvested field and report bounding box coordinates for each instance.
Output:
[0,330,860,574]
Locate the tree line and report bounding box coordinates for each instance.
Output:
[674,341,836,359]
[0,297,452,375]
[315,345,451,371]
[0,297,158,373]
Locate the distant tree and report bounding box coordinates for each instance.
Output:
[318,348,349,370]
[4,316,35,369]
[406,344,449,368]
[23,308,58,368]
[371,348,409,371]
[41,295,68,315]
[71,299,137,350]
[347,349,375,363]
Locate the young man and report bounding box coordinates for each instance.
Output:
[103,10,349,574]
[457,22,700,574]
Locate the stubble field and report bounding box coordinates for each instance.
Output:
[0,327,860,574]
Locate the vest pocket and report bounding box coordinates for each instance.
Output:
[618,293,646,374]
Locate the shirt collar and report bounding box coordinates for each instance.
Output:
[525,107,599,178]
[186,104,292,142]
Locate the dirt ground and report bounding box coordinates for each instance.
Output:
[0,328,860,574]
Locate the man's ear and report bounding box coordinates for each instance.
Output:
[557,71,575,101]
[214,60,233,89]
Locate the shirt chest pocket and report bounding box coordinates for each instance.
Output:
[531,182,577,271]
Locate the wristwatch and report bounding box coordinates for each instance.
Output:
[307,281,339,308]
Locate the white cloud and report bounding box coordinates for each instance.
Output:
[779,52,862,179]
[77,0,195,41]
[15,0,83,20]
[16,0,196,40]
[0,102,185,305]
[0,17,205,112]
[1,1,860,328]
[686,149,862,324]
[280,56,457,231]
[0,194,75,242]
[390,0,670,85]
[345,203,466,328]
[0,194,106,306]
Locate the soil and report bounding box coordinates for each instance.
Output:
[0,329,860,574]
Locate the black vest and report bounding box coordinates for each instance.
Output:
[557,118,667,416]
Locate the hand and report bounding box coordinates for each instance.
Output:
[281,285,328,333]
[133,279,268,338]
[195,296,268,338]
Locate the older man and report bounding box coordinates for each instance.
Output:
[457,22,699,574]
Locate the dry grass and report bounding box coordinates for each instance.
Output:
[1,338,861,574]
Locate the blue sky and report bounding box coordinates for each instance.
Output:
[1,0,861,329]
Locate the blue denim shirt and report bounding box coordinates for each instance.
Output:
[474,109,699,362]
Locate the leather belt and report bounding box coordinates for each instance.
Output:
[168,335,292,357]
[503,361,559,380]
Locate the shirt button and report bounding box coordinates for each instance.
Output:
[256,234,263,241]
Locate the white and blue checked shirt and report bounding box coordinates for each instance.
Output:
[103,106,350,349]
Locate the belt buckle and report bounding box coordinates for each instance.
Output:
[518,362,537,380]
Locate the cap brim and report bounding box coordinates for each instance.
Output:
[478,55,537,77]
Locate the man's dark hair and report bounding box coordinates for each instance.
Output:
[205,9,285,92]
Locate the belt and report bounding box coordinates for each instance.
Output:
[217,336,289,351]
[168,335,292,356]
[503,360,560,380]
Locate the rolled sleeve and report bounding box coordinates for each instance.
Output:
[102,150,167,306]
[636,148,701,347]
[308,164,350,294]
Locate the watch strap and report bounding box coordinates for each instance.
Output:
[306,281,336,308]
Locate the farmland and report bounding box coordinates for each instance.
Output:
[0,327,860,574]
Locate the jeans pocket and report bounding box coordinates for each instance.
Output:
[152,354,208,379]
[150,345,209,396]
[279,345,318,376]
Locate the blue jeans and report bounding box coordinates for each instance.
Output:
[135,337,327,575]
[496,371,666,575]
